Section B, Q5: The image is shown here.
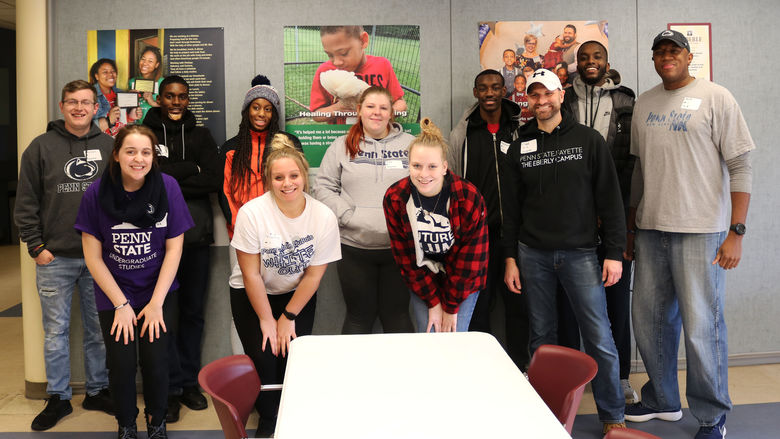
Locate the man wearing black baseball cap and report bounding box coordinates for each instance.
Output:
[625,30,755,439]
[500,68,627,435]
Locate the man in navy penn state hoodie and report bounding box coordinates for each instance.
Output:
[500,69,627,435]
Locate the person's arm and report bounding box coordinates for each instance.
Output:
[498,143,523,293]
[236,249,278,356]
[14,143,47,259]
[624,158,644,261]
[383,184,441,309]
[592,136,626,286]
[82,232,137,345]
[176,129,221,197]
[276,264,328,357]
[312,139,354,225]
[441,183,489,315]
[137,234,183,342]
[713,152,753,269]
[392,98,408,115]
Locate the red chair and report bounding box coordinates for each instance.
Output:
[527,344,598,434]
[605,427,663,439]
[198,355,262,439]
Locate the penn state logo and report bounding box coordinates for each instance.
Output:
[63,157,99,181]
[146,204,155,215]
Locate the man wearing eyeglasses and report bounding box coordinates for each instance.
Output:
[15,80,115,431]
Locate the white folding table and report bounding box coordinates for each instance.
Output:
[275,332,571,438]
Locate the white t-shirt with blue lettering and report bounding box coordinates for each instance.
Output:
[230,192,341,294]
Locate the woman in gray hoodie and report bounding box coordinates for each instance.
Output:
[314,86,415,333]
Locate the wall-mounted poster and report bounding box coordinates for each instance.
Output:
[87,27,226,144]
[478,20,608,124]
[283,25,421,167]
[668,23,712,81]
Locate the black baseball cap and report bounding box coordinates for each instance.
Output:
[651,30,691,52]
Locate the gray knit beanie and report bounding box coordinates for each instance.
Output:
[242,84,281,115]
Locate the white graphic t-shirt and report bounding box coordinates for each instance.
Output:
[230,192,341,294]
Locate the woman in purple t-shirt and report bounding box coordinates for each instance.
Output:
[75,125,193,439]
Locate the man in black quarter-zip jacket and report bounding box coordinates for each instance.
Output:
[143,75,220,422]
[448,69,529,371]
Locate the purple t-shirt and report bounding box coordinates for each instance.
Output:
[74,173,194,311]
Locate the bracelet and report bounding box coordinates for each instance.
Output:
[282,309,298,321]
[114,300,130,310]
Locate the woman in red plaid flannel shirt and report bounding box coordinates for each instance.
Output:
[383,118,489,332]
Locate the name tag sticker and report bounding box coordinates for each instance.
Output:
[520,139,538,154]
[500,141,511,154]
[263,232,282,249]
[385,159,403,169]
[86,149,102,161]
[156,144,169,158]
[681,97,702,111]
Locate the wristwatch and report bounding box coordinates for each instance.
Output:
[282,309,298,321]
[729,223,746,236]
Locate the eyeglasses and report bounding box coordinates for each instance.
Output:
[63,99,96,107]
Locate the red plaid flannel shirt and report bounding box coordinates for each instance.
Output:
[383,172,489,313]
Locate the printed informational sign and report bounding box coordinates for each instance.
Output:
[669,23,712,81]
[283,25,421,167]
[87,27,226,144]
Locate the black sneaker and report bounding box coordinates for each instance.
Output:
[83,388,115,415]
[179,386,208,410]
[256,417,277,438]
[147,418,168,439]
[166,395,180,423]
[118,423,138,439]
[31,395,73,431]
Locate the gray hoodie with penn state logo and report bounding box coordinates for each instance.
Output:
[314,122,415,249]
[15,120,114,258]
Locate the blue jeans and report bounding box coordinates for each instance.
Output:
[517,242,623,423]
[36,256,109,399]
[633,230,731,426]
[410,291,479,333]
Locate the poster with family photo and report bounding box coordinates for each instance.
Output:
[283,25,421,167]
[478,20,608,123]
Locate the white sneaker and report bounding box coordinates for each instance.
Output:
[622,379,639,404]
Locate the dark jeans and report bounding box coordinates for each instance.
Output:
[338,244,413,334]
[99,296,174,427]
[230,287,316,421]
[517,243,623,422]
[168,245,210,392]
[468,232,530,370]
[558,257,633,379]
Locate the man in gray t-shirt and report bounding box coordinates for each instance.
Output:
[624,30,755,439]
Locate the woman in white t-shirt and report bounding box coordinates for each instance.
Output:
[229,134,341,437]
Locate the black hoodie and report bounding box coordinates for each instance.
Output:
[500,110,625,261]
[143,107,220,246]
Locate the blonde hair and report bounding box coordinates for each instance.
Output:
[263,134,311,192]
[408,118,448,159]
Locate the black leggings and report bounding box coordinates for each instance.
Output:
[230,287,316,421]
[98,294,174,427]
[337,244,413,334]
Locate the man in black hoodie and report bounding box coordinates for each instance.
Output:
[500,69,627,435]
[15,80,114,430]
[448,69,529,371]
[143,75,220,421]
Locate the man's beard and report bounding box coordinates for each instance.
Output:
[580,66,607,86]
